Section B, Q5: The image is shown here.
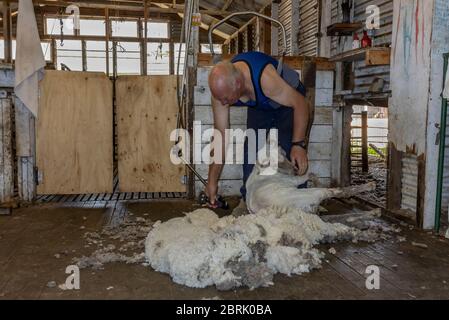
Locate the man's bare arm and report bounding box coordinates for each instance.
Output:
[206,97,230,203]
[262,66,309,141]
[262,66,309,174]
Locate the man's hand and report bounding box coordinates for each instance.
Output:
[290,146,308,175]
[205,182,218,206]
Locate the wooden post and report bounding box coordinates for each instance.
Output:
[112,41,117,78]
[3,1,13,63]
[105,8,110,76]
[361,110,368,172]
[386,142,403,211]
[271,1,279,56]
[14,97,36,203]
[237,32,244,53]
[247,24,254,52]
[0,95,14,206]
[142,1,149,76]
[302,59,317,142]
[51,38,57,69]
[81,40,87,71]
[222,43,229,55]
[416,154,426,228]
[169,40,174,75]
[186,0,199,198]
[341,104,352,186]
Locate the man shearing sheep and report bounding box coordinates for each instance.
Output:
[206,51,310,209]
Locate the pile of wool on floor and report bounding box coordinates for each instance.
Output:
[144,145,399,290]
[144,205,397,290]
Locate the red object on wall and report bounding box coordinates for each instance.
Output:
[361,30,372,48]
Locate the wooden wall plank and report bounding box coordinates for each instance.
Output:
[387,142,403,211]
[14,97,34,157]
[116,75,185,192]
[37,71,113,194]
[194,104,247,125]
[0,98,14,204]
[14,97,36,202]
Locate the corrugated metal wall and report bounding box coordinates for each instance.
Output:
[278,0,319,56]
[331,0,393,94]
[298,0,319,56]
[401,154,419,213]
[353,0,392,94]
[442,111,449,213]
[279,0,294,55]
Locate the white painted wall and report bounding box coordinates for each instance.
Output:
[389,0,434,155]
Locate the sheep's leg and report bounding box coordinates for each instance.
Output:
[328,182,376,199]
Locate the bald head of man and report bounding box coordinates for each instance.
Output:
[208,61,245,106]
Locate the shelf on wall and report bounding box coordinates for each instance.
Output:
[336,92,392,108]
[330,47,391,66]
[326,23,363,36]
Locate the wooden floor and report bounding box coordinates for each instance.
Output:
[0,198,449,300]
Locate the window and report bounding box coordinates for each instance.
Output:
[40,42,52,61]
[111,20,137,37]
[200,44,222,54]
[86,41,106,72]
[0,40,15,59]
[80,19,105,36]
[116,42,140,75]
[147,42,169,75]
[174,43,186,75]
[143,22,169,38]
[46,17,75,36]
[56,40,82,71]
[0,40,50,61]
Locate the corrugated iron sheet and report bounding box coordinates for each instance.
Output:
[442,111,449,213]
[279,0,294,55]
[401,154,418,213]
[298,0,318,56]
[331,0,393,95]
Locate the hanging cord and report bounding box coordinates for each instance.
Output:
[59,18,64,46]
[175,0,195,144]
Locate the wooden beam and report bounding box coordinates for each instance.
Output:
[3,1,13,64]
[197,53,336,71]
[221,0,234,11]
[152,2,230,40]
[223,3,272,45]
[17,0,232,15]
[105,8,110,76]
[330,47,391,66]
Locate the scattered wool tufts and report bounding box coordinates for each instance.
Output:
[73,213,152,270]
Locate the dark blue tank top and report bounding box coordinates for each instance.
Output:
[230,51,306,110]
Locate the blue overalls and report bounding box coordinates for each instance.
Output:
[231,51,308,200]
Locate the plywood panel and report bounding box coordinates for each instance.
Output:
[37,71,113,194]
[116,75,185,192]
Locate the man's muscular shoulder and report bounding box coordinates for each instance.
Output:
[260,64,286,97]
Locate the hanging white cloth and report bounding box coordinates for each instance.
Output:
[14,0,46,117]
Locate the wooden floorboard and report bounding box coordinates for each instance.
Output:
[1,198,449,299]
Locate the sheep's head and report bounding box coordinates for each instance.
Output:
[255,145,298,176]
